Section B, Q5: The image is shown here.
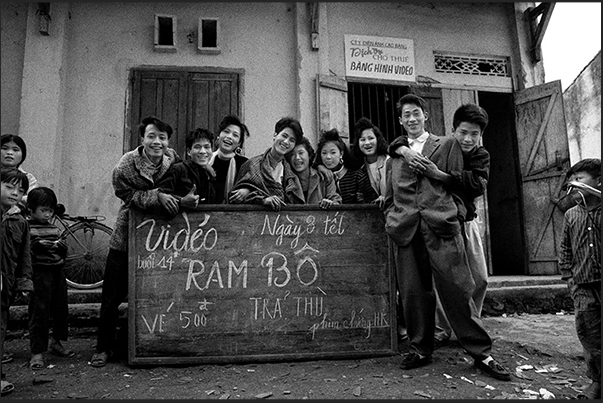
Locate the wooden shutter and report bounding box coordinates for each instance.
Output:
[410,86,445,137]
[514,80,570,275]
[188,72,239,152]
[316,75,349,143]
[129,70,188,157]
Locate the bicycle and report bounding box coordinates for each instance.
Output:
[53,204,113,289]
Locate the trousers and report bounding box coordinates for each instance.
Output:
[95,248,129,355]
[571,282,601,382]
[28,266,69,354]
[393,219,492,360]
[435,219,488,341]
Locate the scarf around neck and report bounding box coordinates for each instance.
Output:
[209,150,237,204]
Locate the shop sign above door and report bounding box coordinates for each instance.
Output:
[344,34,415,83]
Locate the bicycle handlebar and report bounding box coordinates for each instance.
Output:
[54,204,106,222]
[61,214,107,223]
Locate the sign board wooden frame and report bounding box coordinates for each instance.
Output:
[128,205,396,366]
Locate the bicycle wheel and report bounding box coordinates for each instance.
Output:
[61,221,113,289]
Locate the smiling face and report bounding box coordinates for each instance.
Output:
[290,144,311,173]
[320,141,343,170]
[453,121,482,154]
[1,141,24,168]
[141,124,169,164]
[358,129,378,157]
[187,138,213,167]
[218,124,242,154]
[399,103,427,139]
[272,128,297,157]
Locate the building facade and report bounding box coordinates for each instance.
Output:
[1,2,570,276]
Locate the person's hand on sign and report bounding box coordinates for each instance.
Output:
[158,191,180,215]
[229,188,250,204]
[180,184,200,209]
[263,195,285,211]
[319,198,335,210]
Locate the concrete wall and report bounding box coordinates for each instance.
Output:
[0,3,27,136]
[1,2,544,226]
[563,51,601,165]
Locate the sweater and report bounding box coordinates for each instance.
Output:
[109,146,181,251]
[27,219,68,268]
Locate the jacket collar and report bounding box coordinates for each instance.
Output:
[421,133,441,158]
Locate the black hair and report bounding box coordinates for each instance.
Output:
[352,117,389,161]
[286,136,315,166]
[27,186,58,211]
[185,128,214,150]
[1,133,28,166]
[0,166,29,192]
[396,94,427,115]
[314,128,360,170]
[274,117,303,145]
[453,104,489,132]
[567,158,601,181]
[138,116,173,139]
[218,115,250,149]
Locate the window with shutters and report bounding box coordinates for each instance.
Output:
[127,68,241,159]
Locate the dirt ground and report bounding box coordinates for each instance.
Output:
[1,313,591,400]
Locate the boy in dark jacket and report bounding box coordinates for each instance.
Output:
[156,127,218,211]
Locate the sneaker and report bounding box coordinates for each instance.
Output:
[474,358,512,381]
[400,351,432,370]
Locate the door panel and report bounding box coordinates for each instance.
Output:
[130,71,187,157]
[514,80,570,275]
[189,72,238,145]
[189,79,210,139]
[410,86,444,137]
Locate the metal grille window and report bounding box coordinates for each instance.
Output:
[434,52,510,77]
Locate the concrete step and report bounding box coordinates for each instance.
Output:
[8,275,572,329]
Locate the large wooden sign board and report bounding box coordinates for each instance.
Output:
[128,205,396,366]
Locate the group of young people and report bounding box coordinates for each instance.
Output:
[1,94,600,398]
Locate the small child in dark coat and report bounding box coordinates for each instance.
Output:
[26,187,73,371]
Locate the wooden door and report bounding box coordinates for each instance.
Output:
[129,69,240,159]
[514,80,570,275]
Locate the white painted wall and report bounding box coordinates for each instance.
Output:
[0,3,27,136]
[323,2,515,90]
